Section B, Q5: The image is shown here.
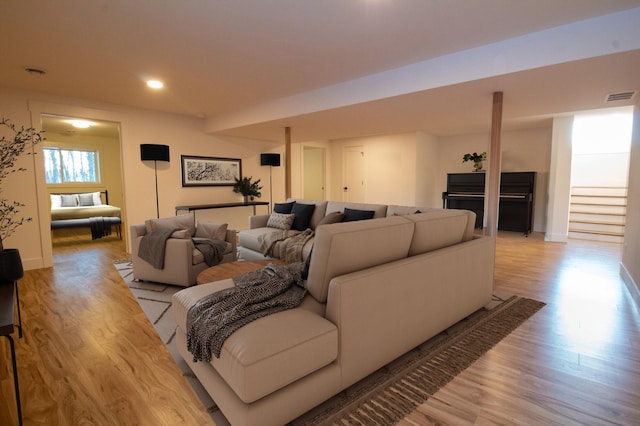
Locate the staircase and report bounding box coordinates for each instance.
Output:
[569,186,627,243]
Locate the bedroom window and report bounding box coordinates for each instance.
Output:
[44,147,100,184]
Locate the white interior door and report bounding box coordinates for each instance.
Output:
[344,146,365,202]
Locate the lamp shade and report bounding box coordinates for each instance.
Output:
[140,144,170,162]
[260,153,280,167]
[0,248,24,281]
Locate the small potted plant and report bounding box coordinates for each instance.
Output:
[233,176,262,203]
[462,151,487,172]
[0,118,43,281]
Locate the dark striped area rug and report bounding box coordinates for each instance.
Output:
[291,295,545,426]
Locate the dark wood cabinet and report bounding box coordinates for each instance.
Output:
[442,172,536,234]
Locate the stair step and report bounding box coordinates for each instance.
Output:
[570,205,627,215]
[570,218,626,226]
[569,231,624,244]
[571,186,628,197]
[569,222,625,234]
[568,228,624,237]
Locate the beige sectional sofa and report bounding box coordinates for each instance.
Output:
[238,198,431,261]
[172,204,494,425]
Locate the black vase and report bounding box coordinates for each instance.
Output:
[0,248,24,281]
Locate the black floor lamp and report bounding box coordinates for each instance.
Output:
[260,153,281,213]
[140,144,170,218]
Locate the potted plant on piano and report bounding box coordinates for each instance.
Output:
[0,118,43,281]
[462,151,487,172]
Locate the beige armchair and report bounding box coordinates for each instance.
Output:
[130,213,236,287]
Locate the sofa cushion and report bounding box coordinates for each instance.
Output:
[196,222,228,241]
[317,211,344,226]
[173,284,336,403]
[266,212,295,230]
[145,211,196,237]
[342,207,375,222]
[306,215,414,303]
[325,201,387,219]
[291,202,316,231]
[386,205,436,216]
[403,209,475,256]
[238,227,283,253]
[273,201,295,214]
[171,229,192,239]
[286,199,328,229]
[192,243,232,264]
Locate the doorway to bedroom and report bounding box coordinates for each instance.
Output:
[41,114,125,249]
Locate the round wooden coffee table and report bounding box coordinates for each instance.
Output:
[196,259,287,285]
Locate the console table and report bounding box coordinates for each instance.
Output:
[175,201,269,216]
[1,280,23,425]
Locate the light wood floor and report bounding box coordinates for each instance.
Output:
[1,231,639,425]
[0,233,214,425]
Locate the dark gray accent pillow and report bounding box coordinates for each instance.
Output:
[291,203,316,231]
[302,247,313,280]
[342,207,375,222]
[274,201,295,214]
[78,193,94,206]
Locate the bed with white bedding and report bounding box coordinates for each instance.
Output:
[50,191,122,239]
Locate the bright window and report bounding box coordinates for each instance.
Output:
[44,147,100,184]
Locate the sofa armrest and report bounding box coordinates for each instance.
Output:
[225,228,237,260]
[130,223,147,238]
[249,214,269,229]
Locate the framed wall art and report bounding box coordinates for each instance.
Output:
[181,155,242,187]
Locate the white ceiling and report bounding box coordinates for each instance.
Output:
[2,0,640,142]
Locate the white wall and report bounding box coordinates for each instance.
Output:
[621,104,640,307]
[2,86,278,269]
[437,128,551,231]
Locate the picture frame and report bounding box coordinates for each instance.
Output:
[181,155,242,187]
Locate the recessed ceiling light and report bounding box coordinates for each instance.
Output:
[147,80,164,89]
[67,119,96,129]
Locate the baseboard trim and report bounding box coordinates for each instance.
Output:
[544,233,568,243]
[620,262,640,313]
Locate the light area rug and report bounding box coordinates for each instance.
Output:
[114,259,544,426]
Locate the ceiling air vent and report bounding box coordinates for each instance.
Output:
[604,91,637,102]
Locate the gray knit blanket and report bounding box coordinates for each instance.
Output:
[137,228,177,269]
[192,237,227,266]
[186,262,306,362]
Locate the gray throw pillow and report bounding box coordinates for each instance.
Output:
[317,211,344,226]
[78,193,94,206]
[61,194,78,207]
[267,213,295,230]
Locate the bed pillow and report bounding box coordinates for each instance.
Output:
[78,193,94,206]
[291,202,316,231]
[145,211,196,237]
[266,213,295,230]
[92,192,103,206]
[342,207,376,222]
[61,194,78,207]
[273,201,295,214]
[50,194,62,209]
[195,222,229,241]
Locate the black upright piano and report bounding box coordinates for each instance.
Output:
[442,172,536,234]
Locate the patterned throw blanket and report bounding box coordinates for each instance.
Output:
[186,262,306,362]
[259,229,314,263]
